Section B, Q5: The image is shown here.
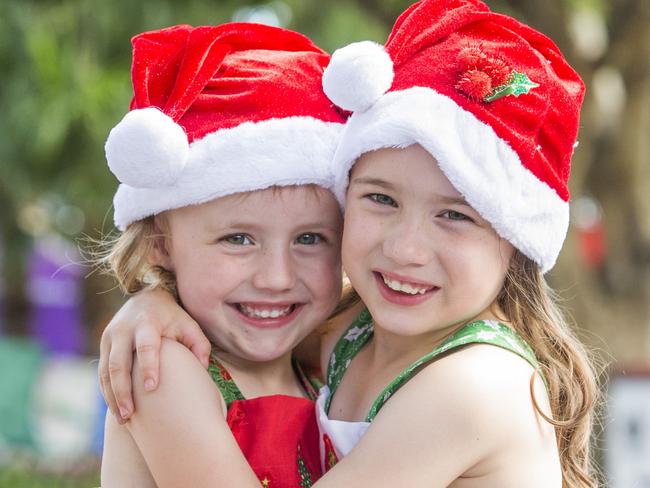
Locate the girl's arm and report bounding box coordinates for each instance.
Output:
[314,344,559,487]
[98,289,211,422]
[101,410,157,487]
[109,338,262,488]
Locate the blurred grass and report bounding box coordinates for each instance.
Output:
[0,458,100,488]
[0,468,99,487]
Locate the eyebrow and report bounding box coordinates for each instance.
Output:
[209,221,339,233]
[350,176,469,205]
[212,221,259,230]
[437,195,469,205]
[349,177,396,190]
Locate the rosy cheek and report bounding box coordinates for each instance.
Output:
[311,255,340,292]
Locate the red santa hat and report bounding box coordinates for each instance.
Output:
[106,23,346,230]
[323,0,585,272]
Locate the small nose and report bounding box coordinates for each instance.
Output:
[382,216,434,267]
[252,245,296,292]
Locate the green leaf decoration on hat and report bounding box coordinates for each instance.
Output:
[484,71,539,102]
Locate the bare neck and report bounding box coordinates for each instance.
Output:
[212,348,306,399]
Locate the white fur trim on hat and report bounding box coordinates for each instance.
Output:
[323,41,394,113]
[333,87,569,273]
[105,107,189,188]
[113,116,343,230]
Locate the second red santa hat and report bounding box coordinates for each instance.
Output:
[323,0,585,272]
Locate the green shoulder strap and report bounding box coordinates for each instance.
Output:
[207,348,245,408]
[324,309,375,414]
[365,320,543,421]
[208,348,320,407]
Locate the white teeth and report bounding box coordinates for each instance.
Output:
[382,275,430,295]
[239,304,292,319]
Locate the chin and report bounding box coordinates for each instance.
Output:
[238,340,295,363]
[368,303,441,333]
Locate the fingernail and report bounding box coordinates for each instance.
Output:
[144,378,156,391]
[119,407,130,419]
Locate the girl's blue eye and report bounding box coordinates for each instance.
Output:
[223,234,253,245]
[441,210,472,222]
[296,233,323,245]
[367,193,396,207]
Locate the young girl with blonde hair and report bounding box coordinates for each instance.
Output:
[99,22,349,487]
[99,1,599,486]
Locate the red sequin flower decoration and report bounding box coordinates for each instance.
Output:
[456,69,493,101]
[455,46,512,102]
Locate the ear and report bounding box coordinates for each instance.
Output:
[148,214,174,271]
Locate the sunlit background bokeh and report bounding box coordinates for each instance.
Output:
[1,0,649,486]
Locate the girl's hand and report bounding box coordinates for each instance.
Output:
[98,288,211,423]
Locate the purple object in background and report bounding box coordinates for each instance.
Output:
[27,236,85,355]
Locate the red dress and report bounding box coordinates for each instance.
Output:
[208,354,322,487]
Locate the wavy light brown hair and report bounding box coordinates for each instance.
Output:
[96,216,177,298]
[497,250,600,488]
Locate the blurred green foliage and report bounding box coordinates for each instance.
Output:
[0,466,99,487]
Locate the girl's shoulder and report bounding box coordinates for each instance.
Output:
[384,343,556,472]
[421,341,543,402]
[133,338,228,416]
[402,340,554,447]
[359,319,545,421]
[127,339,266,487]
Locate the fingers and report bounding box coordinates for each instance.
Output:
[108,334,135,421]
[181,323,212,369]
[134,326,163,392]
[168,306,211,368]
[98,329,124,423]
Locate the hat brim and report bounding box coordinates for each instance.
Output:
[114,116,343,230]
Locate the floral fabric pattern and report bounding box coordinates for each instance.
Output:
[324,309,374,414]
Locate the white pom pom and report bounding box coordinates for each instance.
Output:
[105,107,189,188]
[323,41,394,112]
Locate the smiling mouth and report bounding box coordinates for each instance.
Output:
[378,273,436,295]
[236,303,297,319]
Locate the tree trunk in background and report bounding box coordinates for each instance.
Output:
[552,0,650,370]
[0,186,29,335]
